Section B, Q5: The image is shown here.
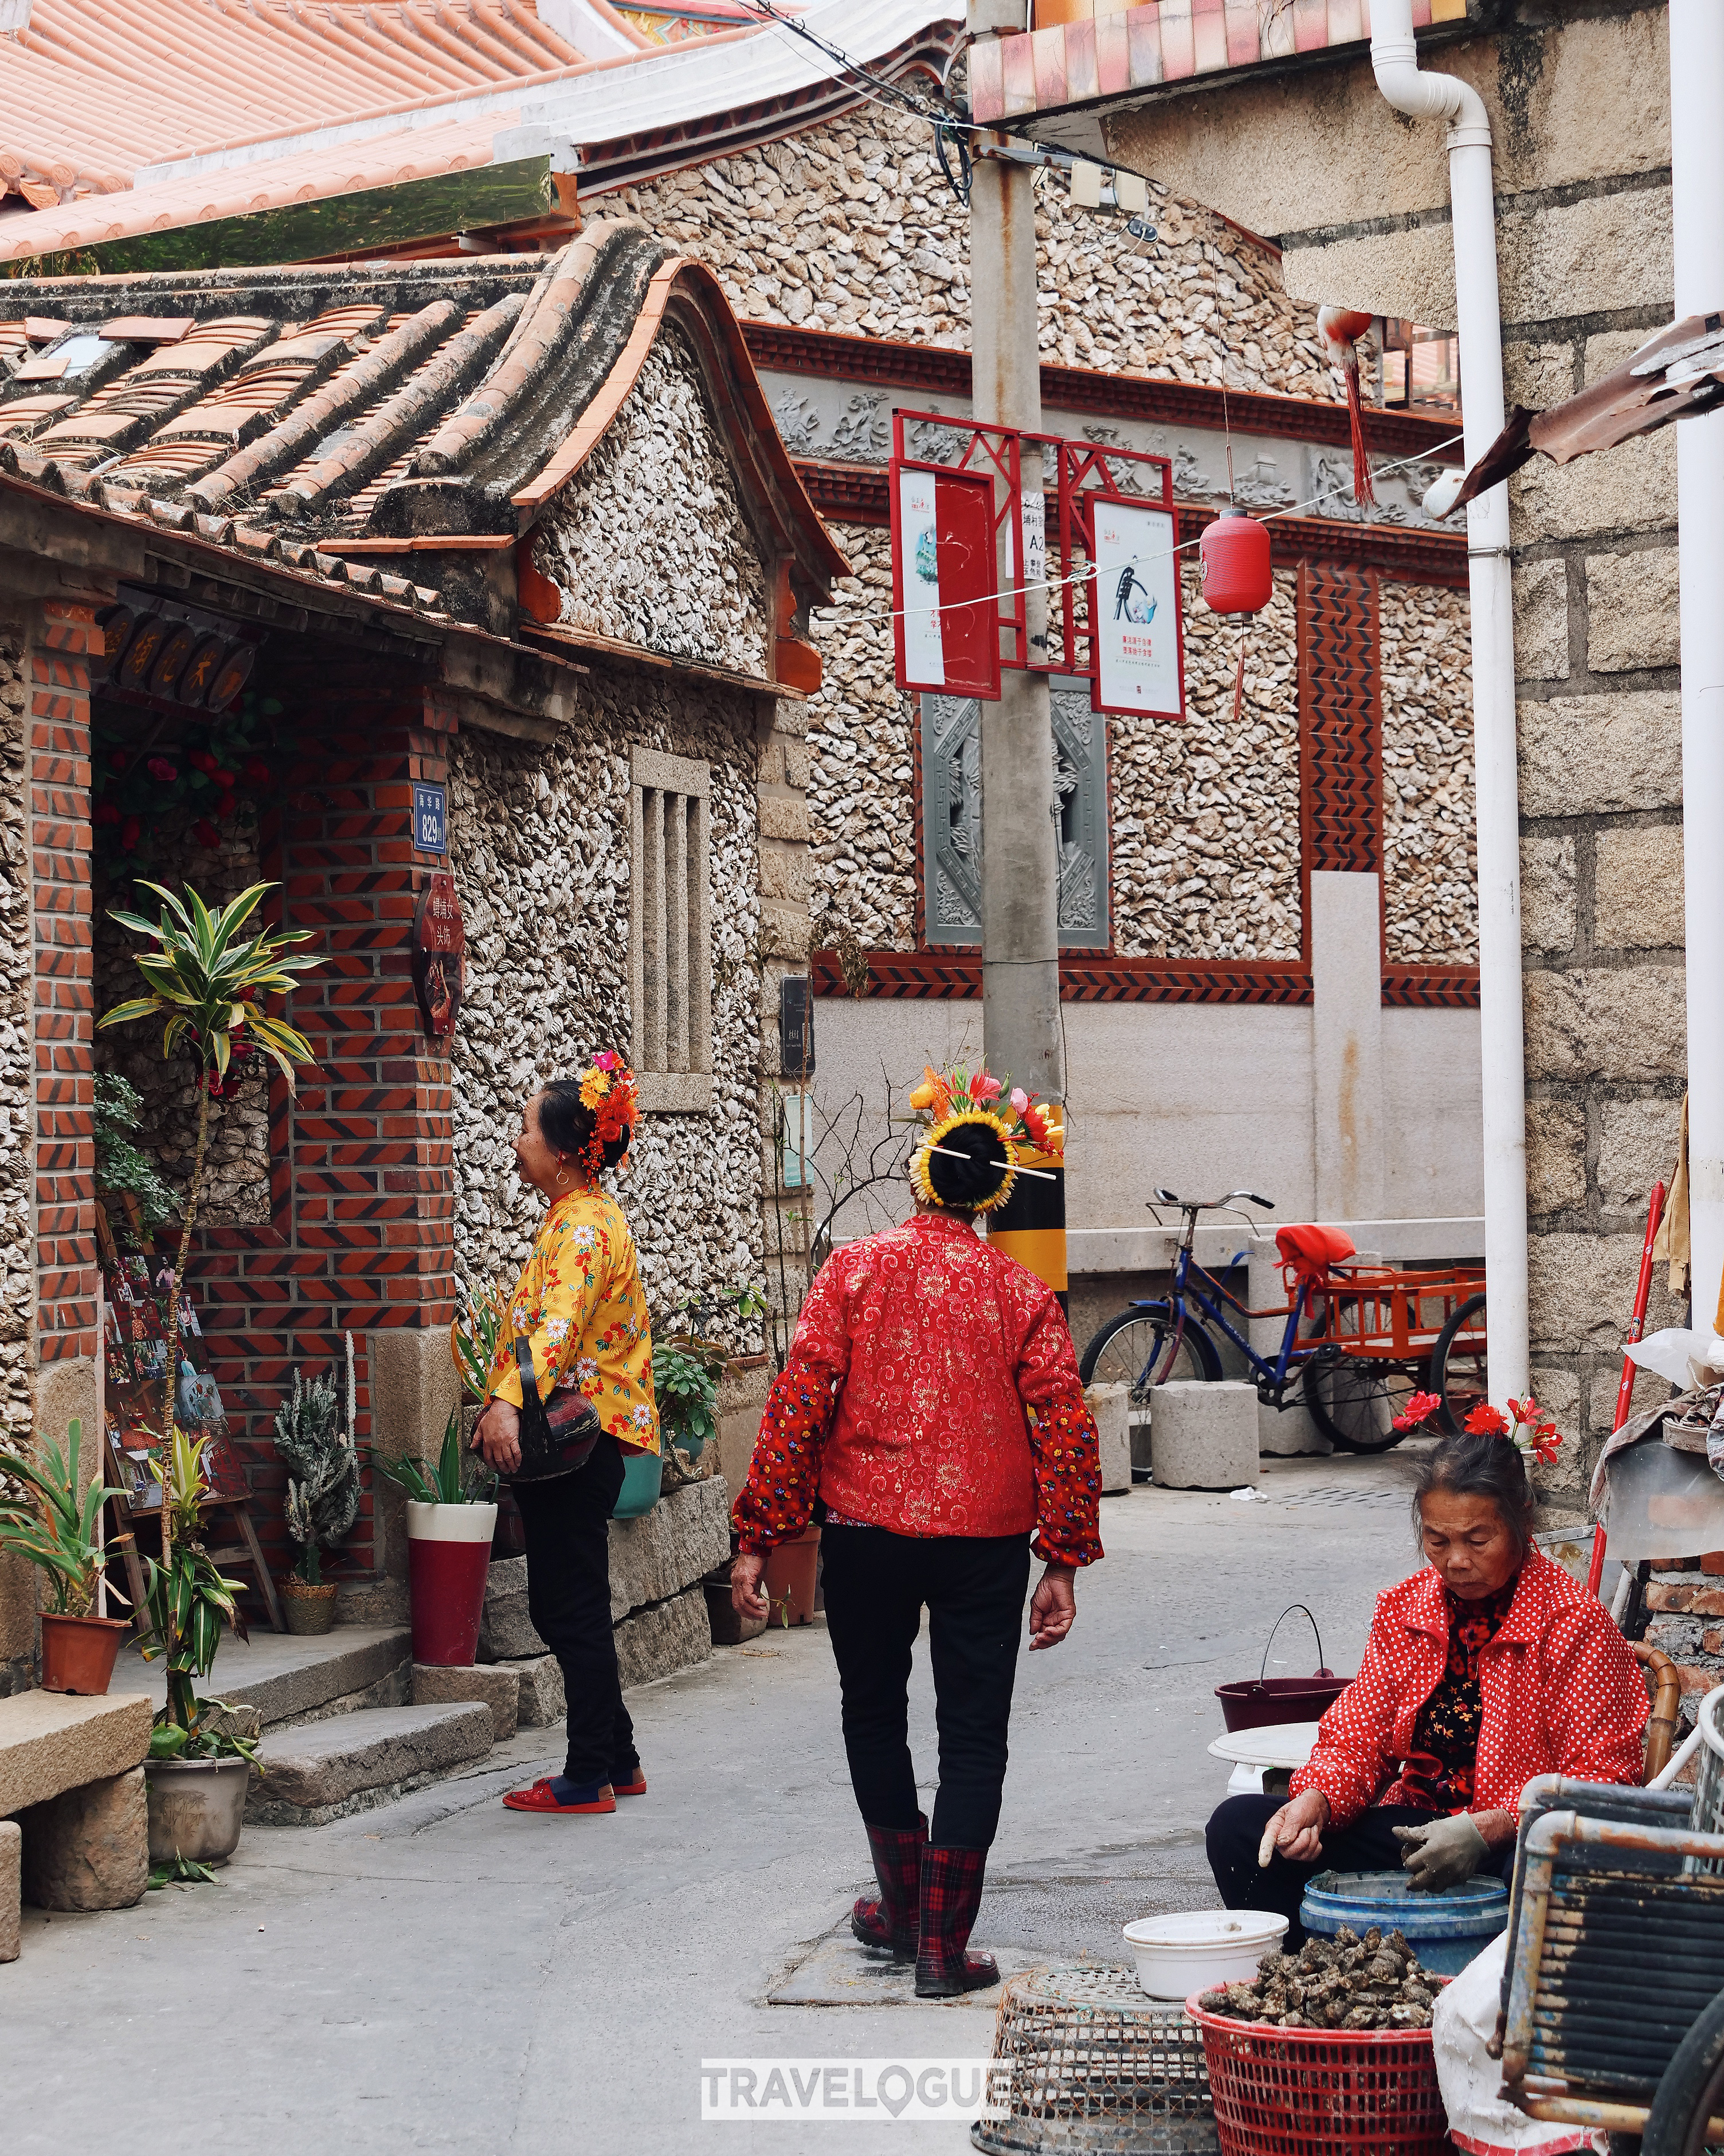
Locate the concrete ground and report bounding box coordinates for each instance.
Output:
[7,1449,1428,2154]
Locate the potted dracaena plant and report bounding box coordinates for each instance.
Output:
[99,880,320,1689]
[138,1427,263,1878]
[374,1408,497,1669]
[0,1419,131,1693]
[270,1339,361,1635]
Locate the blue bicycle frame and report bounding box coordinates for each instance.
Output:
[1128,1203,1324,1406]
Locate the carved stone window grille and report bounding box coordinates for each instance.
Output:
[920,678,1110,949]
[630,746,712,1112]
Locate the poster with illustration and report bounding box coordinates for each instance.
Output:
[103,1257,246,1509]
[1088,495,1184,720]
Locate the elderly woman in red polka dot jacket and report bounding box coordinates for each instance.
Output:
[1208,1407,1649,1940]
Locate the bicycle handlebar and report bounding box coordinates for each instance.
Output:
[1149,1188,1275,1212]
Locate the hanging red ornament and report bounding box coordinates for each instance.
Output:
[1199,508,1273,615]
[1317,306,1378,508]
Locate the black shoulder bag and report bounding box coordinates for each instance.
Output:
[508,1336,601,1484]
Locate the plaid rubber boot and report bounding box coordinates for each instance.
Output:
[915,1844,1000,1998]
[851,1814,927,1960]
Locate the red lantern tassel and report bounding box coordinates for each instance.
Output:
[1318,306,1378,508]
[1344,362,1377,508]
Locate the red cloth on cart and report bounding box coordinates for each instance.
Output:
[1288,1550,1647,1826]
[1275,1222,1357,1286]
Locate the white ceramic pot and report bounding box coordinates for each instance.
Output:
[1122,1909,1288,2000]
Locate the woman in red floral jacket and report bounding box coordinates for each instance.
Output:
[1209,1412,1647,1940]
[731,1066,1103,1999]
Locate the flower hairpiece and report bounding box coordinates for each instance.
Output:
[573,1052,637,1176]
[1392,1389,1565,1466]
[905,1063,1065,1160]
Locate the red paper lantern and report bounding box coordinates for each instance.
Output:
[1198,508,1272,615]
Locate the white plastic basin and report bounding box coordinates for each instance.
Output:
[1122,1909,1288,2000]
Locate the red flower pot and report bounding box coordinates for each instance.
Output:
[406,1502,498,1666]
[40,1612,128,1695]
[763,1526,821,1629]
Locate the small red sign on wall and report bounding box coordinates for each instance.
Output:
[891,463,1001,701]
[413,872,464,1039]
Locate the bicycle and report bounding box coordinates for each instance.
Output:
[1078,1188,1488,1455]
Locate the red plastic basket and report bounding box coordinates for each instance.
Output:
[1186,1996,1452,2156]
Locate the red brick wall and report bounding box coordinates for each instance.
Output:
[31,600,99,1373]
[202,689,457,1580]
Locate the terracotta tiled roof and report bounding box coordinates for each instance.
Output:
[969,0,1470,128]
[0,219,846,637]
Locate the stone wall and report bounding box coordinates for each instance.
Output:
[612,100,1342,398]
[446,661,767,1337]
[1114,565,1301,962]
[1379,582,1476,968]
[0,628,30,1437]
[91,814,272,1232]
[529,324,771,678]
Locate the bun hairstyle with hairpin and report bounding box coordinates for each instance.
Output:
[903,1061,1065,1216]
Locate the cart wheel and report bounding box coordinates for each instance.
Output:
[1079,1305,1221,1457]
[1301,1350,1424,1454]
[1430,1292,1489,1436]
[1642,1981,1724,2156]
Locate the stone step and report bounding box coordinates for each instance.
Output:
[109,1622,412,1732]
[244,1701,495,1826]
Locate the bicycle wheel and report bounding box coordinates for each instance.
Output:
[1080,1304,1221,1453]
[1430,1292,1488,1436]
[1642,1979,1724,2156]
[1301,1349,1423,1454]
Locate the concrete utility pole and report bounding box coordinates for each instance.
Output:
[966,0,1067,1298]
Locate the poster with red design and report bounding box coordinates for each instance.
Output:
[102,1257,248,1510]
[891,463,1000,700]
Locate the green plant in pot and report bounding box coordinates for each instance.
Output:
[374,1408,498,1669]
[271,1342,360,1635]
[652,1285,769,1489]
[0,1419,131,1694]
[137,1427,262,1881]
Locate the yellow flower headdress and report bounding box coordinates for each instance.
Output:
[903,1061,1064,1213]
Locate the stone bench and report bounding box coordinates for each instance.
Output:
[1,1690,154,1961]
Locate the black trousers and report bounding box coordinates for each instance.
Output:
[1206,1793,1516,1944]
[820,1523,1033,1852]
[512,1433,633,1787]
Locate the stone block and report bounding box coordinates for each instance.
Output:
[1503,340,1578,411]
[1149,1381,1257,1491]
[1526,1100,1587,1216]
[757,794,811,843]
[1530,1231,1672,1354]
[1513,557,1572,683]
[477,1556,547,1663]
[1519,691,1682,818]
[1520,832,1576,955]
[412,1662,520,1742]
[1587,547,1681,674]
[0,1820,16,1963]
[1497,184,1674,326]
[503,1654,565,1730]
[1597,1095,1684,1218]
[1511,429,1676,547]
[246,1702,495,1822]
[758,850,810,902]
[608,1478,732,1621]
[1595,822,1684,952]
[18,1765,147,1912]
[1524,965,1686,1083]
[0,1690,152,1815]
[1085,1383,1131,1494]
[614,1587,712,1690]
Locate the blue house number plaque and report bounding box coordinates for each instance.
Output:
[413,782,448,854]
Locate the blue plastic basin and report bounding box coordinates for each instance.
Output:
[1298,1868,1508,1976]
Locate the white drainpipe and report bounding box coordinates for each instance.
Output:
[1370,0,1527,1405]
[1671,0,1724,1332]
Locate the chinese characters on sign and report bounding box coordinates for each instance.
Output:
[412,872,465,1039]
[412,781,448,854]
[1090,496,1182,719]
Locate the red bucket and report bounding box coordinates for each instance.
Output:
[1188,1995,1451,2156]
[1216,1604,1351,1733]
[406,1501,497,1667]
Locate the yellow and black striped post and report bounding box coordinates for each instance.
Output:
[988,1136,1068,1314]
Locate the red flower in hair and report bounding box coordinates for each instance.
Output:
[1464,1403,1509,1437]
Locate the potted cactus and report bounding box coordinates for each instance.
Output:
[0,1419,130,1693]
[271,1341,361,1634]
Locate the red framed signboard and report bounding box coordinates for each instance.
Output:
[1059,443,1186,721]
[890,412,1031,699]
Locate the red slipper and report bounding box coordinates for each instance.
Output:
[503,1778,615,1815]
[613,1768,647,1798]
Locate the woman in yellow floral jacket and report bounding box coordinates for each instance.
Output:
[472,1055,659,1817]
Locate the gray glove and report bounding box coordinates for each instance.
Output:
[1392,1813,1487,1891]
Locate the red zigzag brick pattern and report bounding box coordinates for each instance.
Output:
[1299,561,1382,878]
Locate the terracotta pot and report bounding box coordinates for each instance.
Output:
[145,1756,250,1867]
[763,1526,821,1628]
[39,1611,128,1695]
[406,1501,498,1666]
[280,1576,340,1636]
[704,1575,766,1646]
